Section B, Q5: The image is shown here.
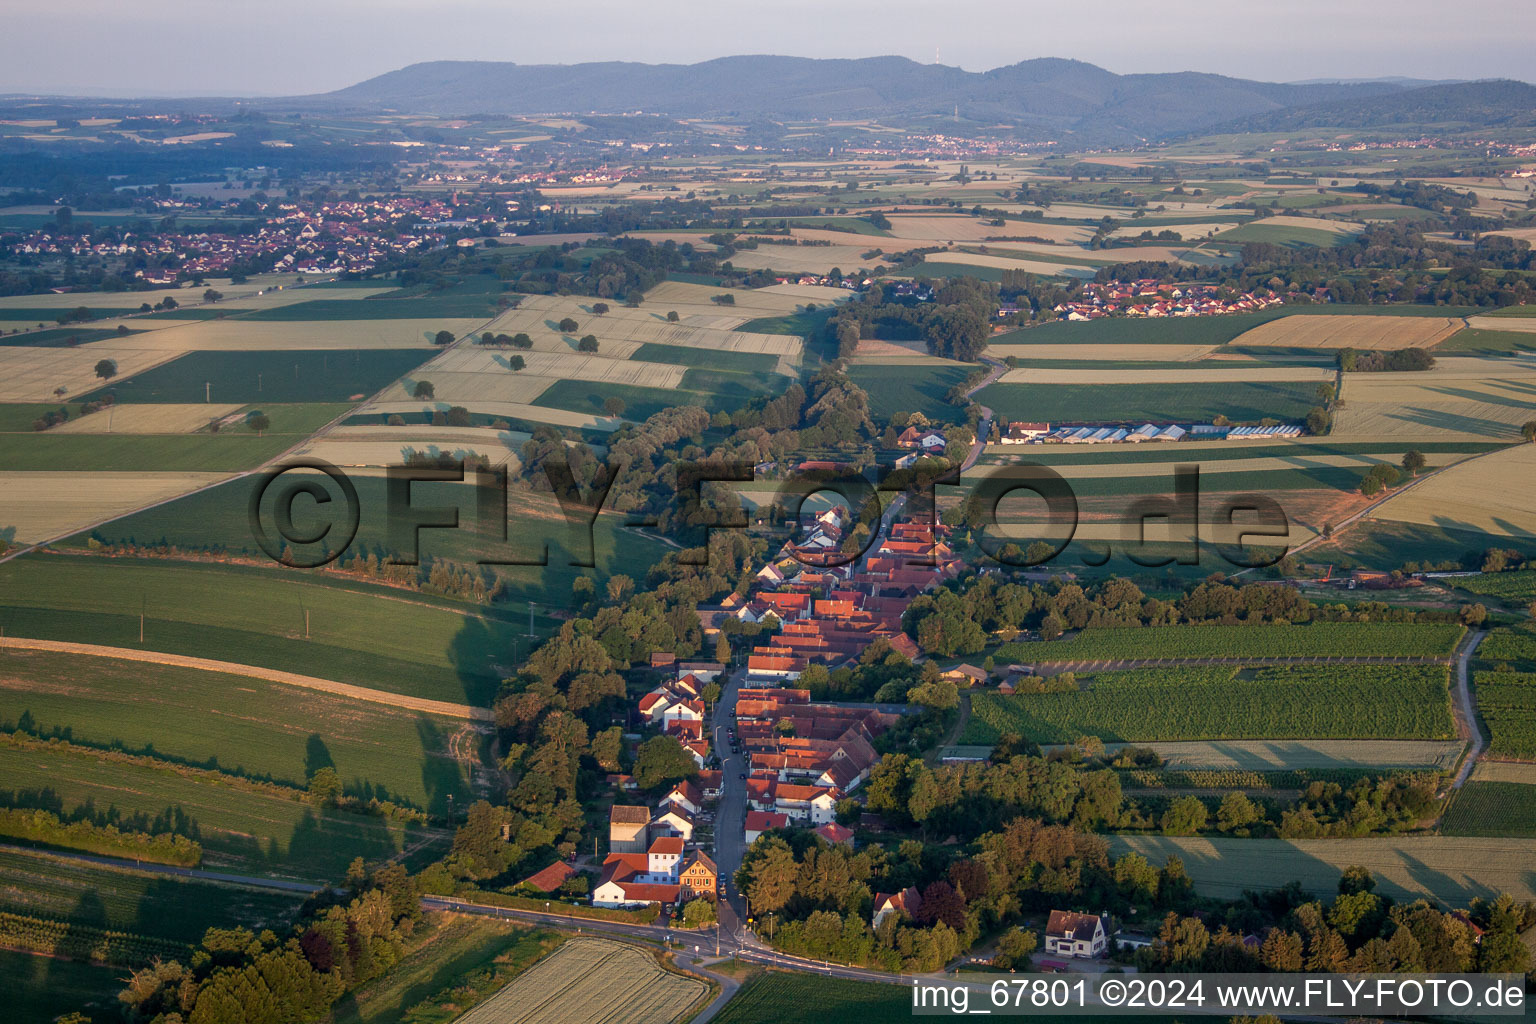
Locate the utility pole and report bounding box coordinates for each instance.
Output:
[205,381,210,403]
[304,608,310,640]
[139,595,145,643]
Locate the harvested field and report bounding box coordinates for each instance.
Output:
[1470,761,1536,784]
[1087,739,1464,772]
[987,343,1220,362]
[1331,360,1536,440]
[423,347,690,388]
[1370,443,1536,537]
[643,279,843,313]
[382,372,553,405]
[361,400,621,431]
[919,250,1097,277]
[1466,315,1536,333]
[296,436,524,470]
[51,403,243,434]
[849,337,968,365]
[0,471,231,543]
[1231,314,1462,350]
[1110,835,1536,903]
[996,365,1333,384]
[95,317,475,351]
[453,937,705,1024]
[884,214,1017,241]
[0,345,183,402]
[725,243,878,274]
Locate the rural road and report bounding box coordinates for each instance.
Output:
[0,636,493,721]
[1448,628,1488,792]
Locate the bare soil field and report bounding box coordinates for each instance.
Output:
[51,403,244,434]
[452,937,706,1024]
[0,470,232,542]
[1231,314,1462,350]
[1370,442,1536,537]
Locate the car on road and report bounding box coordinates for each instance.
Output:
[738,772,746,779]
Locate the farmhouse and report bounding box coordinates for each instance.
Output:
[941,663,988,686]
[1001,421,1051,443]
[1045,910,1108,958]
[592,837,686,908]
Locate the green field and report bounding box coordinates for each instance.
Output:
[0,947,129,1024]
[0,307,141,321]
[1216,223,1356,247]
[0,846,306,943]
[0,432,299,471]
[994,312,1284,348]
[712,972,910,1024]
[1455,570,1536,605]
[240,296,503,321]
[848,364,977,421]
[0,556,527,705]
[975,380,1320,425]
[999,622,1464,662]
[0,647,469,807]
[0,326,146,347]
[1435,328,1536,355]
[533,378,741,419]
[1441,781,1536,837]
[629,343,780,374]
[965,664,1455,743]
[0,740,445,878]
[83,349,437,403]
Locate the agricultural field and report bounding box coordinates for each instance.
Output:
[452,937,706,1024]
[94,317,477,351]
[50,402,245,433]
[1083,739,1463,772]
[1474,668,1536,760]
[1330,357,1536,441]
[847,364,977,421]
[0,345,183,403]
[82,348,437,404]
[0,846,306,942]
[0,738,444,879]
[337,917,563,1024]
[1440,782,1536,837]
[1369,442,1536,538]
[1228,314,1462,351]
[712,973,910,1024]
[994,365,1334,385]
[0,555,530,705]
[1000,622,1465,662]
[974,380,1320,425]
[0,471,231,543]
[0,647,475,807]
[0,946,130,1024]
[1110,835,1536,903]
[965,664,1455,744]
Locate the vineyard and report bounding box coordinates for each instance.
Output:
[1476,624,1536,669]
[0,847,307,943]
[1475,669,1536,760]
[997,622,1464,663]
[964,665,1455,744]
[1441,782,1536,837]
[0,910,188,967]
[452,937,706,1024]
[1456,570,1536,604]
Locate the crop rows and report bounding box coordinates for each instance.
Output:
[1000,623,1464,663]
[1441,782,1536,837]
[1476,669,1536,759]
[1456,570,1536,603]
[965,665,1455,744]
[1121,768,1442,790]
[1477,624,1536,668]
[0,911,190,967]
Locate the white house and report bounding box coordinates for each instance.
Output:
[1045,910,1107,958]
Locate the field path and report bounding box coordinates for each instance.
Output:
[0,636,492,721]
[1448,629,1488,792]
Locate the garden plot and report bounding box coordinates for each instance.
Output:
[0,471,231,543]
[1332,361,1536,439]
[1231,314,1462,350]
[0,346,184,402]
[996,365,1334,385]
[453,937,705,1024]
[93,317,473,352]
[1370,443,1536,537]
[51,403,243,434]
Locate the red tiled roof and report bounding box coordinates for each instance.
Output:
[745,810,789,833]
[519,860,576,892]
[815,822,854,844]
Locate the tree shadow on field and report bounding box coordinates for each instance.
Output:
[416,716,471,818]
[303,734,335,781]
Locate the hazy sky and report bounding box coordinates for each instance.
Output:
[3,0,1532,97]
